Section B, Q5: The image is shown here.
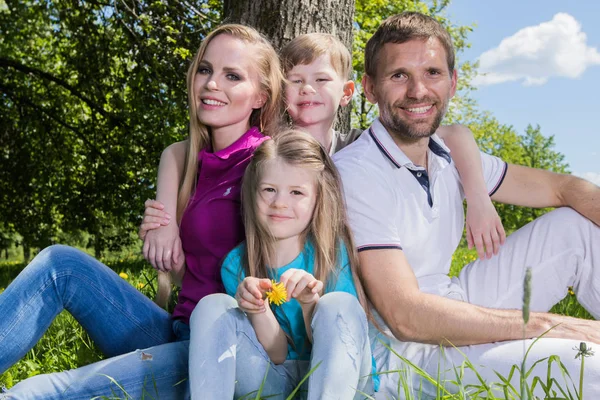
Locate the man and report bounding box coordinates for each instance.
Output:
[333,11,600,398]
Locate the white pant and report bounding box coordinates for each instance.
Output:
[372,208,600,399]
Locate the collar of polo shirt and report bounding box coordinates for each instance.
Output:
[368,118,453,207]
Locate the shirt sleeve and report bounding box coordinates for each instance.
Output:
[220,246,245,297]
[480,151,508,196]
[335,158,402,252]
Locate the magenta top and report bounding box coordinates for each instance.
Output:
[172,127,268,323]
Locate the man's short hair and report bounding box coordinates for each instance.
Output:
[365,12,455,77]
[281,33,352,80]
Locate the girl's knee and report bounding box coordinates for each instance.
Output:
[189,293,237,329]
[313,293,366,329]
[317,292,361,313]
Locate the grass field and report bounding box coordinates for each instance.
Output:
[0,246,594,399]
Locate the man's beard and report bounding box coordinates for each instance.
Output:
[380,97,448,143]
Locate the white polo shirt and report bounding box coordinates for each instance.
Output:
[333,118,507,294]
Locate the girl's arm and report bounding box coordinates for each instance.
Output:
[279,269,323,343]
[437,125,506,259]
[142,141,187,276]
[248,306,289,364]
[235,277,289,364]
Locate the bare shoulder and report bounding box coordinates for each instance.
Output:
[163,140,188,158]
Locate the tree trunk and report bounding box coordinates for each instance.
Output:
[223,0,355,134]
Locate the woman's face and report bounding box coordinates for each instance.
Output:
[193,34,265,136]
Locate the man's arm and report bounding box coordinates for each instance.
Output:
[361,248,600,346]
[491,164,599,226]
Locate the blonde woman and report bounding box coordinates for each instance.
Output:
[189,130,375,399]
[1,24,284,399]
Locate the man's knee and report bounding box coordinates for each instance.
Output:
[189,293,237,330]
[544,207,589,227]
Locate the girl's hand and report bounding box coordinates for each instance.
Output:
[280,269,323,305]
[236,277,272,314]
[465,194,506,260]
[138,199,171,240]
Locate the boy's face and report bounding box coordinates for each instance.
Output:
[285,54,352,129]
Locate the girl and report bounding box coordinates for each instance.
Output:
[188,129,375,399]
[0,24,284,399]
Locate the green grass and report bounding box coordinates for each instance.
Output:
[0,247,595,398]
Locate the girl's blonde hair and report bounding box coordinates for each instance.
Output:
[156,24,284,309]
[177,24,285,221]
[241,129,370,315]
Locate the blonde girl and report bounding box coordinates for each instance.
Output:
[1,24,283,399]
[189,129,375,399]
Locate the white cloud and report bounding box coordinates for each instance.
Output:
[575,172,600,187]
[474,13,600,86]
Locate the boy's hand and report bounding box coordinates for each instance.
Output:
[465,194,506,260]
[142,223,183,272]
[280,269,323,305]
[236,277,272,314]
[138,199,171,240]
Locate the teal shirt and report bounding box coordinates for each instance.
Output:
[221,239,357,361]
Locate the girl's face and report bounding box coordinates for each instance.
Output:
[257,159,317,242]
[193,34,266,135]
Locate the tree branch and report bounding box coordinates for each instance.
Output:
[0,57,127,129]
[0,84,108,164]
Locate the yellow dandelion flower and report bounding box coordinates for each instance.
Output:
[119,272,129,280]
[568,286,575,296]
[137,282,144,289]
[266,280,287,306]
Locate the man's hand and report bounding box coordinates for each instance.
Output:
[235,277,272,314]
[280,269,323,305]
[465,193,506,259]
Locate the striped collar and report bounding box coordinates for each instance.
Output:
[368,118,452,170]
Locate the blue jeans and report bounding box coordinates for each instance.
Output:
[189,292,373,399]
[0,245,190,399]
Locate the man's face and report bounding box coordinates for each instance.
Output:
[363,37,457,142]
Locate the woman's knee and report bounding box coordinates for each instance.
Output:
[189,293,237,330]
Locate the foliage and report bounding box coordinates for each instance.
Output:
[468,116,570,232]
[0,0,221,256]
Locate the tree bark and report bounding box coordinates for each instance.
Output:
[223,0,355,133]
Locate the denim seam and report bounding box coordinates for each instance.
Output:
[236,329,290,380]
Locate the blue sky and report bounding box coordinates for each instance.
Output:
[446,0,600,185]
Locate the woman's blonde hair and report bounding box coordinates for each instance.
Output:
[241,129,370,315]
[177,24,285,221]
[156,24,284,309]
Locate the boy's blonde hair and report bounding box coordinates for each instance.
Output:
[281,33,352,79]
[241,129,369,316]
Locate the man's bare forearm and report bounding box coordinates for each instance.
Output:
[383,291,598,346]
[558,175,600,226]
